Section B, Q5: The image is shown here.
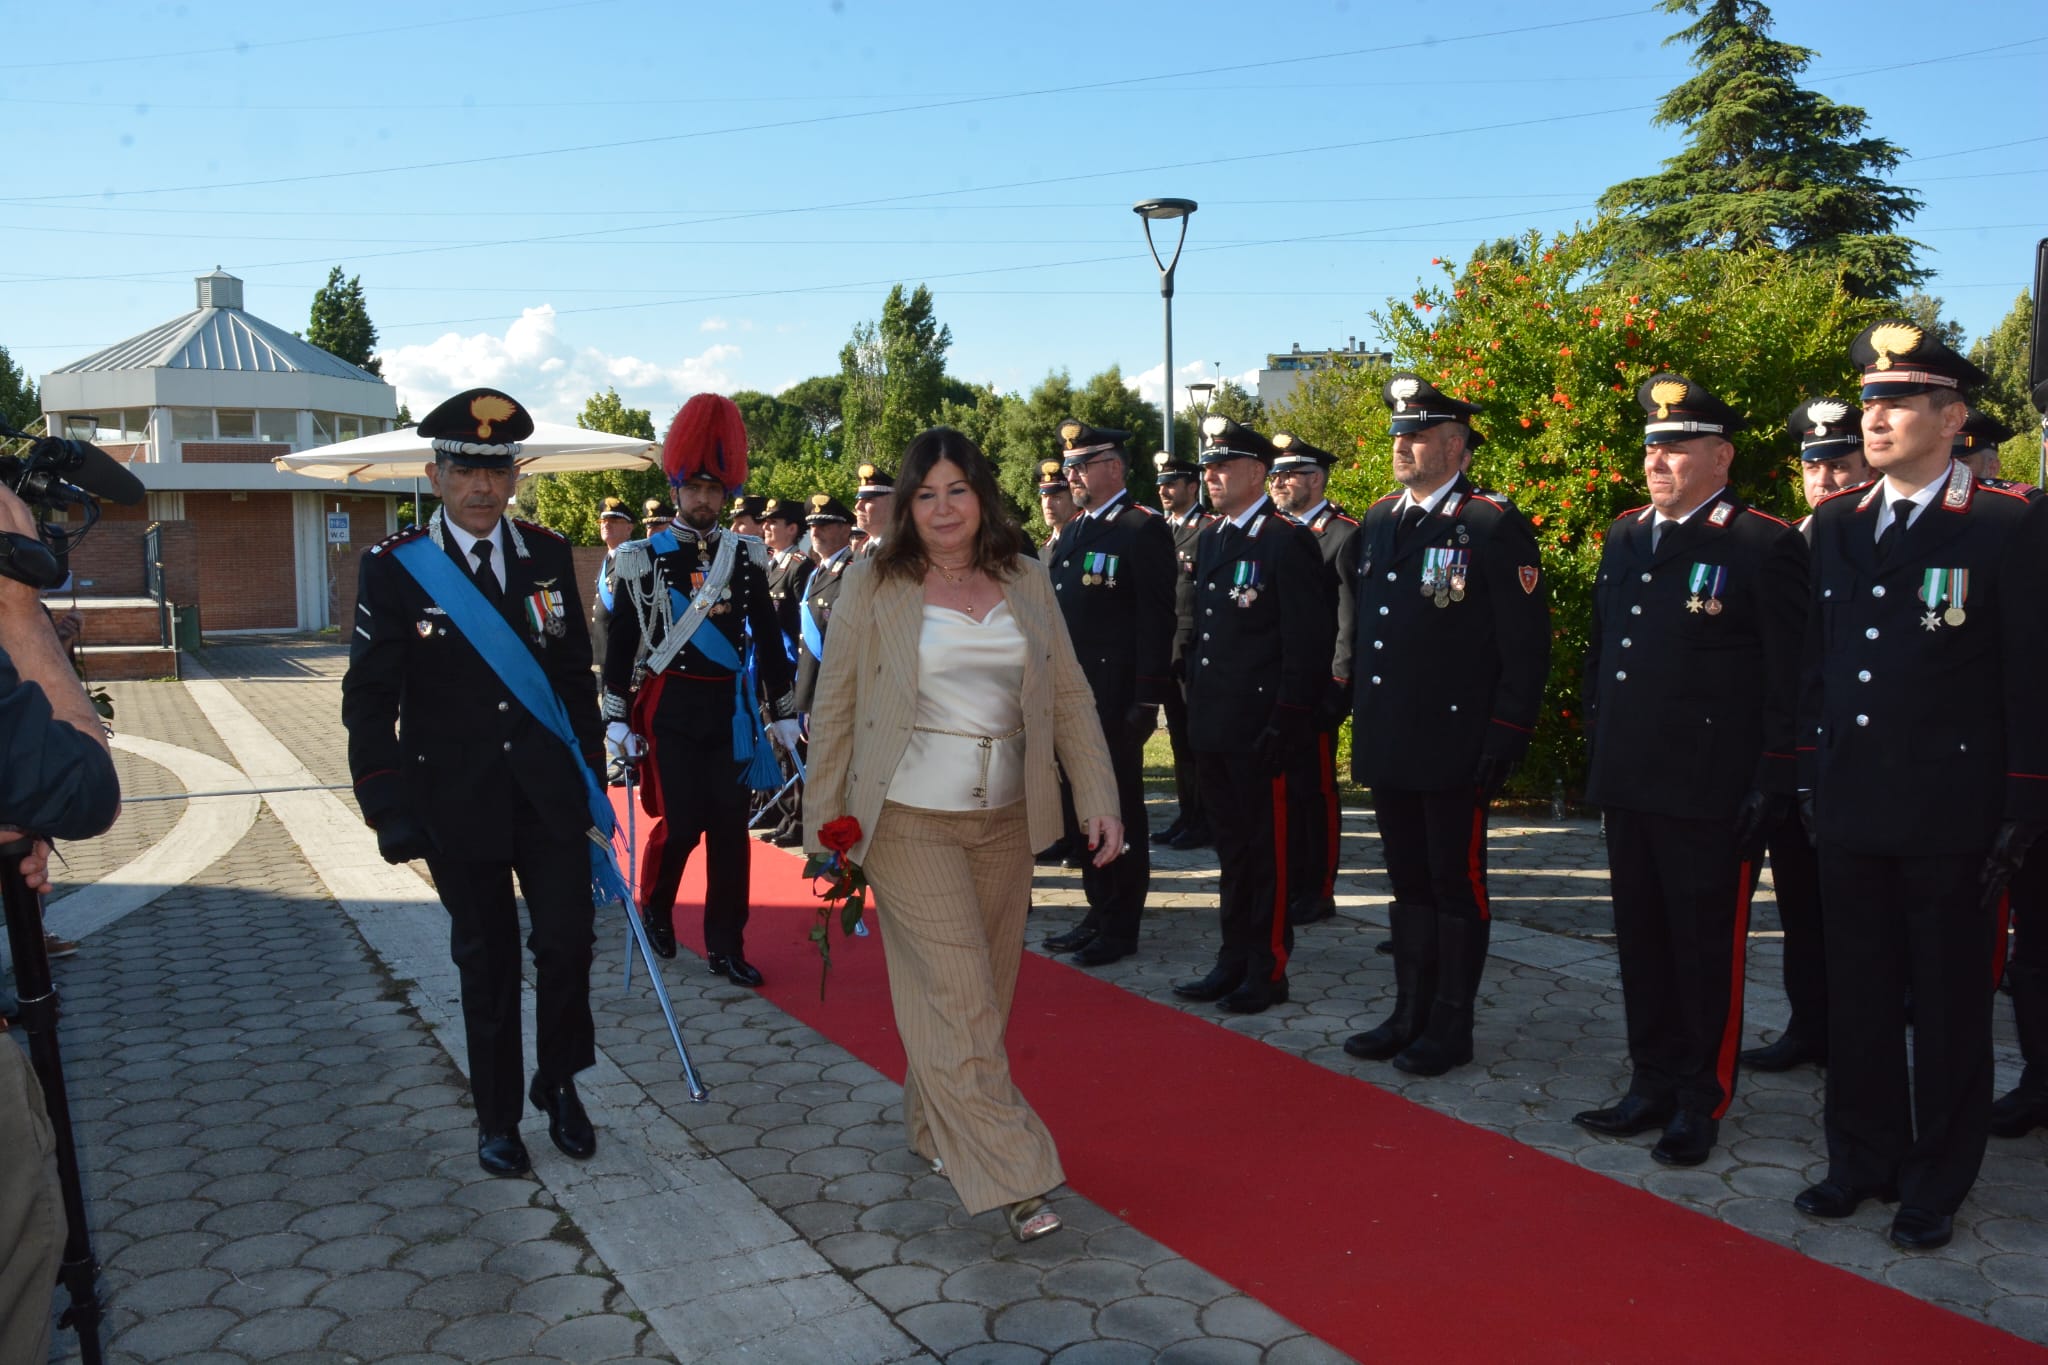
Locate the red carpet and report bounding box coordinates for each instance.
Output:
[619,806,2043,1362]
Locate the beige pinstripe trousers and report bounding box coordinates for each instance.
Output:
[862,799,1063,1216]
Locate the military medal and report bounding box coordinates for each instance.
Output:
[416,619,434,638]
[1920,567,1967,628]
[1687,563,1727,617]
[525,584,568,639]
[1229,560,1262,606]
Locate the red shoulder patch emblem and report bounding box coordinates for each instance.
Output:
[1518,565,1540,595]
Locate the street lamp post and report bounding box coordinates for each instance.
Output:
[1134,198,1198,458]
[1185,380,1216,420]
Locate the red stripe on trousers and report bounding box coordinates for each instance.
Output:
[1318,734,1339,899]
[1467,798,1490,921]
[1710,858,1756,1119]
[1995,889,2013,990]
[1269,775,1291,981]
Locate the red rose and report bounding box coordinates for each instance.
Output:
[819,817,862,854]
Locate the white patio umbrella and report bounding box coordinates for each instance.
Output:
[274,422,657,484]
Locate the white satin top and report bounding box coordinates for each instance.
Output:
[888,600,1028,811]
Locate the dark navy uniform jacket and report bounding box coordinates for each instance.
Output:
[1335,474,1550,791]
[1045,490,1178,715]
[0,643,119,840]
[1583,491,1808,821]
[342,514,601,860]
[794,546,853,714]
[1165,506,1216,675]
[1181,495,1335,754]
[1800,463,2048,855]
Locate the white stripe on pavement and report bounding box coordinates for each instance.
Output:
[43,734,260,944]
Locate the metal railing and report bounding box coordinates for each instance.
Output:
[142,522,170,647]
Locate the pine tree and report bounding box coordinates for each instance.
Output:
[306,266,383,375]
[1597,0,1923,296]
[0,344,38,430]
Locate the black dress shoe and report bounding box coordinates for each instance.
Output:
[1990,1084,2048,1139]
[1034,839,1072,866]
[1172,964,1244,1002]
[1739,1034,1826,1072]
[1062,847,1091,869]
[1043,925,1099,954]
[528,1075,597,1160]
[707,954,765,988]
[478,1130,531,1177]
[1794,1179,1896,1219]
[771,825,804,848]
[1071,940,1134,968]
[1168,825,1214,850]
[1373,937,1393,957]
[1650,1111,1719,1167]
[641,907,676,959]
[1573,1095,1675,1137]
[1219,977,1288,1014]
[1151,820,1185,846]
[1288,897,1336,927]
[1890,1206,1954,1251]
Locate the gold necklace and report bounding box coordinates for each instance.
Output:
[933,561,970,584]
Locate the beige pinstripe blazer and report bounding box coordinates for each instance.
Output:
[803,555,1119,865]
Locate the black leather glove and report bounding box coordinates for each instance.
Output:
[1731,789,1788,859]
[1980,819,2048,913]
[1252,707,1311,776]
[374,812,436,865]
[1124,704,1159,741]
[1796,790,1817,848]
[1316,678,1352,733]
[1474,753,1519,803]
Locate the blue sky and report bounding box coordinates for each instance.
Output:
[3,0,2042,425]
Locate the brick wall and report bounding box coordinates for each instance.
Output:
[56,513,197,605]
[184,492,298,630]
[180,442,290,465]
[328,495,395,630]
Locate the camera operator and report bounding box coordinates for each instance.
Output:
[0,478,119,1364]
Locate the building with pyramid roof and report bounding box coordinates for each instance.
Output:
[38,272,406,649]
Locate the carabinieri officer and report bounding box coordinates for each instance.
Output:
[342,387,605,1177]
[1172,416,1335,1015]
[1794,320,2048,1250]
[1573,375,1807,1168]
[1039,419,1177,968]
[602,395,801,990]
[1332,375,1549,1077]
[1268,432,1359,927]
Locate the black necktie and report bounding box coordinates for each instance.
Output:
[1398,503,1428,536]
[471,540,505,603]
[1652,520,1670,553]
[1878,501,1915,563]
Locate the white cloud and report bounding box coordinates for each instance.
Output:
[380,305,740,425]
[699,316,730,333]
[1127,359,1260,409]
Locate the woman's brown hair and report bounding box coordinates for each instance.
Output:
[871,427,1031,582]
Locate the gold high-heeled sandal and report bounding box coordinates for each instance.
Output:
[1006,1196,1062,1242]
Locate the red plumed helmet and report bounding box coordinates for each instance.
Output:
[663,393,749,491]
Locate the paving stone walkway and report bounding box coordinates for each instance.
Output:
[16,634,2046,1361]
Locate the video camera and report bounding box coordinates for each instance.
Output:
[0,419,146,589]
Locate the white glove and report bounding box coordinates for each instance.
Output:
[767,718,802,754]
[605,721,630,759]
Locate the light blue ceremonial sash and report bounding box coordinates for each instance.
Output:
[596,552,615,613]
[390,536,631,910]
[648,531,783,791]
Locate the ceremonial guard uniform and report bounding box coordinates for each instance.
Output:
[1269,433,1359,926]
[1172,417,1335,1014]
[590,496,635,673]
[1036,421,1177,967]
[1153,451,1217,850]
[1333,376,1549,1076]
[342,388,603,1176]
[602,396,800,990]
[1574,377,1807,1166]
[1956,408,2024,485]
[1796,322,2048,1249]
[794,494,856,714]
[643,498,674,533]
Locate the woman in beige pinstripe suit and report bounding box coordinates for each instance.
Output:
[806,427,1122,1241]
